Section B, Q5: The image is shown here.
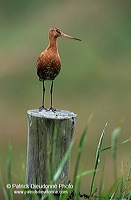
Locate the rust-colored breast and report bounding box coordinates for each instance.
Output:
[36,48,61,81]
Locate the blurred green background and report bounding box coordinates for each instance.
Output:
[0,0,131,199]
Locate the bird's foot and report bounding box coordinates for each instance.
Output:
[39,105,47,111]
[48,107,56,112]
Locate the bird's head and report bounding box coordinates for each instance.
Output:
[48,27,81,41]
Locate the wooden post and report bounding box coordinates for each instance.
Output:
[26,109,77,199]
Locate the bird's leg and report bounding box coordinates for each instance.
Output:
[49,80,56,112]
[42,80,45,107]
[39,80,47,111]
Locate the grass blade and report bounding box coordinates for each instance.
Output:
[104,178,120,200]
[41,195,48,200]
[76,170,97,179]
[6,144,14,200]
[73,113,93,188]
[98,160,105,199]
[128,191,131,199]
[53,142,73,182]
[75,168,83,200]
[119,163,124,199]
[100,138,131,152]
[0,171,9,200]
[89,123,107,196]
[111,126,121,181]
[29,193,41,200]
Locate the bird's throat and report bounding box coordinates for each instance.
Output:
[48,37,58,51]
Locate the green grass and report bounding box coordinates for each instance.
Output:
[0,120,131,200]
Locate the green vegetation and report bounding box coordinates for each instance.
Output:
[0,1,131,199]
[0,120,130,200]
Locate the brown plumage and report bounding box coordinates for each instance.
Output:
[36,27,81,111]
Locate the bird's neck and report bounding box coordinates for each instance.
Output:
[48,37,58,51]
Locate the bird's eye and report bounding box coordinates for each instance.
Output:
[56,29,61,34]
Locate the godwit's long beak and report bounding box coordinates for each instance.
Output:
[61,32,81,41]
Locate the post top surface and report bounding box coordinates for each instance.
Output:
[27,109,77,119]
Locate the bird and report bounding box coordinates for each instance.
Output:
[36,27,81,111]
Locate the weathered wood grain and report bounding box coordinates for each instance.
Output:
[26,109,77,199]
